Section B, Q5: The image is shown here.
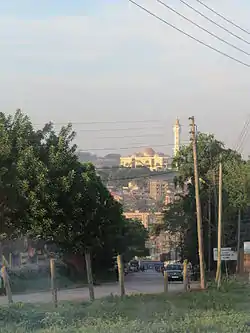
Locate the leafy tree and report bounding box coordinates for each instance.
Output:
[156,132,250,269]
[0,110,133,274]
[124,218,149,262]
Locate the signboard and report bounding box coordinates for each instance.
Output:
[213,248,237,261]
[244,242,250,254]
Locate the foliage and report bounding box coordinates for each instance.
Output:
[159,132,250,265]
[0,110,148,274]
[0,284,250,332]
[121,219,149,262]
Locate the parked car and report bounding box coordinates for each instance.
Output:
[164,263,183,282]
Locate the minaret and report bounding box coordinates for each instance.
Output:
[173,118,181,156]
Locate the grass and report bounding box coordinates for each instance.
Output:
[1,281,250,332]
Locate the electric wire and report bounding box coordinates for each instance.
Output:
[179,0,250,45]
[128,0,250,68]
[79,142,189,152]
[194,0,250,35]
[34,119,163,126]
[234,115,250,153]
[157,0,250,56]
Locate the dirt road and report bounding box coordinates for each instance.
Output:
[0,270,188,305]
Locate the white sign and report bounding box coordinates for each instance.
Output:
[213,248,237,261]
[244,242,250,254]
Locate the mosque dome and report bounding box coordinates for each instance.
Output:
[142,147,155,156]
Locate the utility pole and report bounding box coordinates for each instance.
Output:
[208,189,212,272]
[236,208,241,274]
[216,158,222,288]
[189,116,206,289]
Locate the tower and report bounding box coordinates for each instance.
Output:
[173,118,181,156]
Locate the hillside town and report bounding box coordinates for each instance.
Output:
[78,119,184,261]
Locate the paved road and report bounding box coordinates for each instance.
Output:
[0,270,186,305]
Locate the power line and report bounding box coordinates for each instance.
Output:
[74,126,166,133]
[179,0,250,45]
[93,133,167,140]
[128,0,250,68]
[194,0,250,35]
[157,0,250,56]
[236,116,250,154]
[33,119,163,126]
[234,116,250,151]
[78,142,189,152]
[99,171,174,182]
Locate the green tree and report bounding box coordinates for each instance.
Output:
[0,110,130,274]
[121,218,149,262]
[157,132,250,269]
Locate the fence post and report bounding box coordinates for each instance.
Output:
[117,254,125,298]
[50,258,58,308]
[85,251,95,301]
[1,266,13,304]
[164,271,168,293]
[183,260,188,292]
[9,253,12,269]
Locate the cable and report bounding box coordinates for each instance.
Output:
[234,115,250,152]
[236,118,250,154]
[35,125,166,133]
[93,133,167,140]
[179,0,250,45]
[34,119,163,126]
[97,169,176,182]
[79,142,189,152]
[194,0,250,35]
[128,0,250,68]
[157,0,250,56]
[75,126,166,133]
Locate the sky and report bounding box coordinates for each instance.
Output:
[0,0,250,156]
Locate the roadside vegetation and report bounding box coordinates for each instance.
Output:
[1,281,250,332]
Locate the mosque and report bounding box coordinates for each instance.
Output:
[119,119,181,171]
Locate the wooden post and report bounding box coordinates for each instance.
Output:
[208,191,211,272]
[236,208,241,274]
[85,251,95,301]
[1,266,13,304]
[216,159,222,289]
[117,254,125,298]
[164,271,168,293]
[189,117,206,289]
[50,258,58,308]
[9,253,12,269]
[183,260,188,292]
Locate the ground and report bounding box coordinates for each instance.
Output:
[1,271,250,332]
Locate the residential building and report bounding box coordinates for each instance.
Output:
[123,211,164,229]
[149,172,177,202]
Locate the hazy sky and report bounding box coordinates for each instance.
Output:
[1,0,250,156]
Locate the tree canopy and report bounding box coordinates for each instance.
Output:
[0,110,148,271]
[157,132,250,267]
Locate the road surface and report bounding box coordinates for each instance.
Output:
[0,270,187,305]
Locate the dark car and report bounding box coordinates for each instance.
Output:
[165,264,183,282]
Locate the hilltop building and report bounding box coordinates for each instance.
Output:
[119,118,181,171]
[120,147,170,171]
